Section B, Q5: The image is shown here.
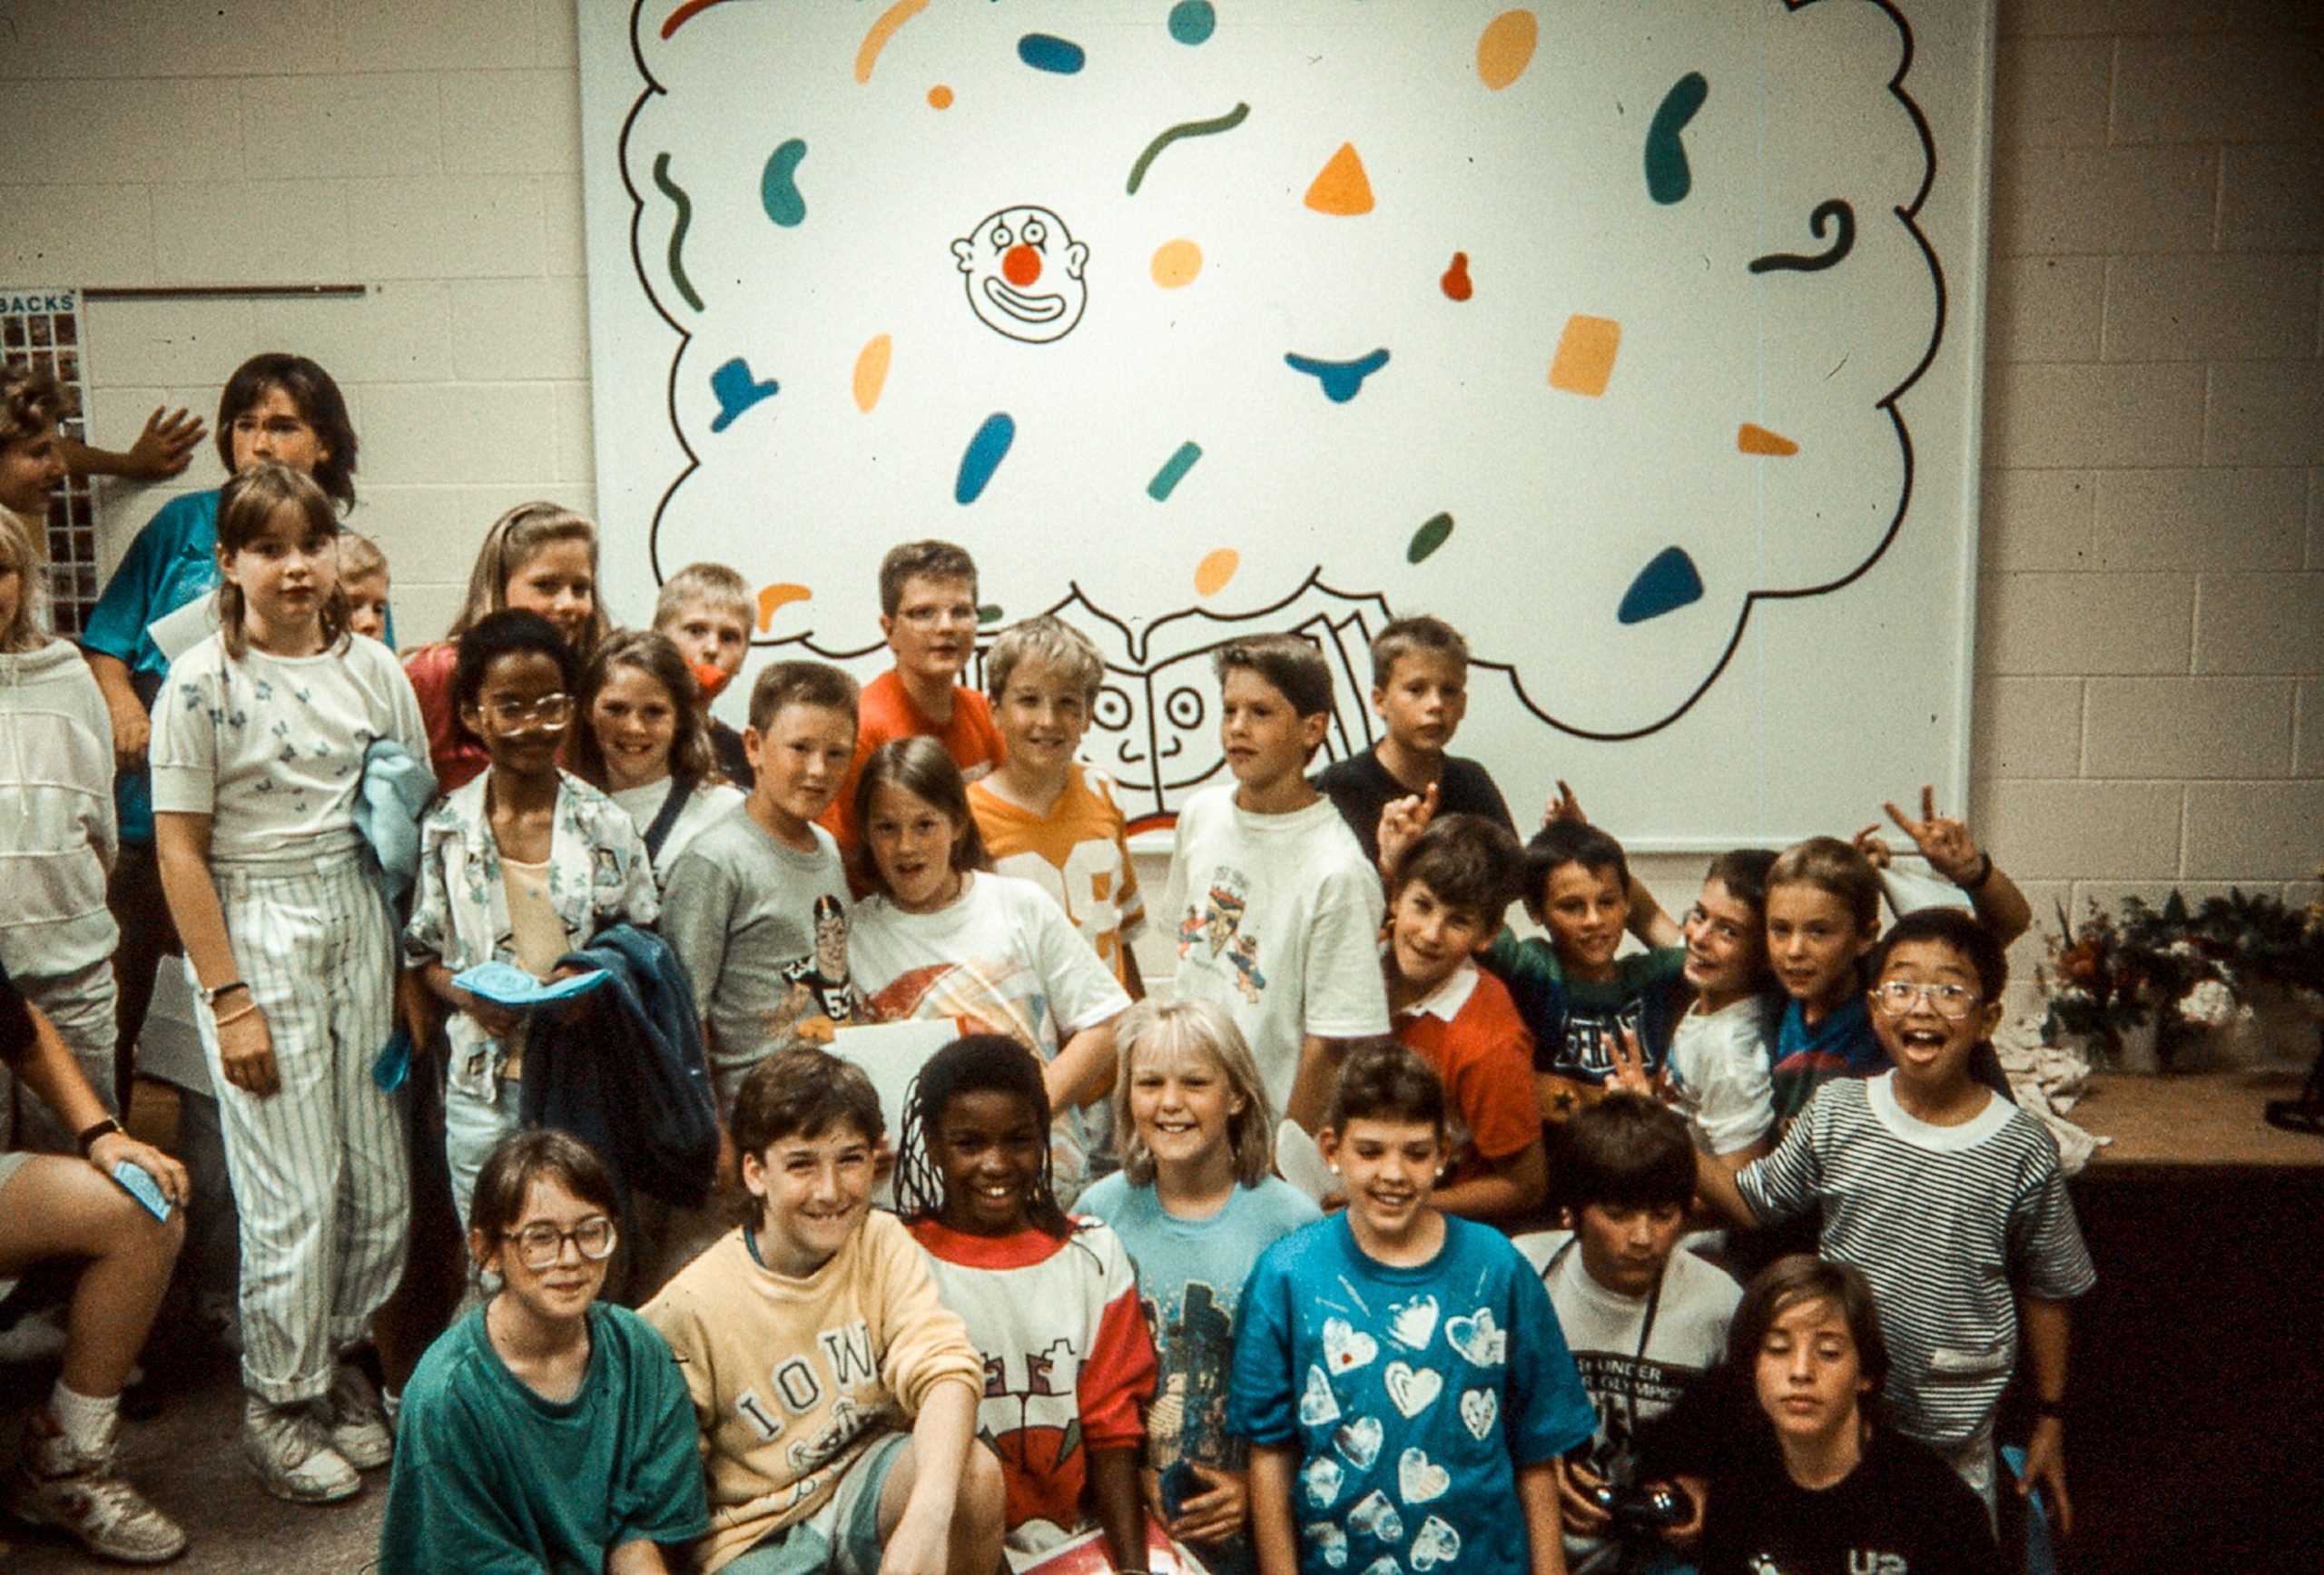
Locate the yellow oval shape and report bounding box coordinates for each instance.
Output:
[1150,239,1203,289]
[756,582,812,632]
[852,334,891,413]
[1478,9,1538,91]
[1194,548,1239,597]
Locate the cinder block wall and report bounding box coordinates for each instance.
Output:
[2,0,2315,995]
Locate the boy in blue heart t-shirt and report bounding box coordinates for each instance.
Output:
[1230,1043,1595,1575]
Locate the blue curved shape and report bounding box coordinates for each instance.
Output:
[761,138,808,228]
[1645,73,1708,205]
[956,412,1016,505]
[1284,349,1391,404]
[1018,33,1086,74]
[1618,546,1705,625]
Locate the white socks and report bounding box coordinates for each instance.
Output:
[50,1380,120,1456]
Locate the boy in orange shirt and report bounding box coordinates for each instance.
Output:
[1384,813,1548,1222]
[968,615,1145,997]
[822,541,1004,854]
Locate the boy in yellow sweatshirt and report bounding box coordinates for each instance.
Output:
[644,1049,1004,1575]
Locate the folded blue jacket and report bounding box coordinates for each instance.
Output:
[521,924,719,1210]
[355,738,437,904]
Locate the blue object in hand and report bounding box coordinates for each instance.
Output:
[111,1160,171,1222]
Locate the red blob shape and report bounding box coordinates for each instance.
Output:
[1002,244,1042,287]
[1441,251,1473,301]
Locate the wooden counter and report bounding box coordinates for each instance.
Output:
[2071,1068,2324,1168]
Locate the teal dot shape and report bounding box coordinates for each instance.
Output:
[956,412,1016,505]
[1644,74,1708,205]
[1617,546,1704,625]
[1407,512,1452,564]
[1168,1,1216,44]
[762,138,808,228]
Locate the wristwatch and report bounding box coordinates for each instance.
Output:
[76,1117,123,1157]
[201,979,250,1008]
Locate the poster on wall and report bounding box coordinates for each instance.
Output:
[578,1,1994,846]
[1,286,100,636]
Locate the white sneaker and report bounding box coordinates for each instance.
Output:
[241,1396,359,1504]
[316,1363,392,1470]
[5,1404,189,1564]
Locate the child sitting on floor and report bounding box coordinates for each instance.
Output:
[897,1035,1157,1567]
[643,1048,1005,1575]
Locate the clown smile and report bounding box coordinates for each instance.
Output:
[980,277,1067,322]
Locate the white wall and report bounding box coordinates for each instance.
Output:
[3,0,2317,992]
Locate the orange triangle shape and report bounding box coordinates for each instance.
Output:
[1305,143,1374,215]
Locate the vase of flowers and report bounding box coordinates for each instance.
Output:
[2040,887,2324,1072]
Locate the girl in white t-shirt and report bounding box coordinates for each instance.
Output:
[847,737,1129,1204]
[1663,848,1782,1177]
[151,462,430,1505]
[571,629,743,887]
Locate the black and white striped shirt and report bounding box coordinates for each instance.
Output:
[1738,1073,2096,1452]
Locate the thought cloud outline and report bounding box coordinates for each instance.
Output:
[615,0,1950,745]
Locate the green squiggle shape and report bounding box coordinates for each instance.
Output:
[1127,102,1250,195]
[653,153,704,313]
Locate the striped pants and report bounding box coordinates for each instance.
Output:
[191,851,408,1406]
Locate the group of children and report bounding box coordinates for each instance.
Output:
[0,348,2093,1575]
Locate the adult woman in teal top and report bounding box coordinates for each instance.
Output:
[79,352,362,1105]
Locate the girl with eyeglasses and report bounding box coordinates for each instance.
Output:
[378,1128,707,1573]
[404,611,657,1230]
[402,501,612,794]
[150,463,431,1503]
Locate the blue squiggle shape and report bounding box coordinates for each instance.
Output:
[1749,200,1856,273]
[1284,349,1390,404]
[651,153,703,312]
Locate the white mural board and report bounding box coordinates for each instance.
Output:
[579,0,1994,849]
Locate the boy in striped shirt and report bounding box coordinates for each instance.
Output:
[1697,909,2094,1532]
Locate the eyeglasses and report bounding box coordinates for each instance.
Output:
[502,1216,617,1270]
[482,692,576,729]
[1871,980,1982,1021]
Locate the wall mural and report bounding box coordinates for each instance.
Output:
[579,0,1995,843]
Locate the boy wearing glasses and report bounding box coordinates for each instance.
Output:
[407,610,660,1228]
[820,541,1006,856]
[1692,909,2094,1531]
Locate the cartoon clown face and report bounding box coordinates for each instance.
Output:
[950,205,1089,343]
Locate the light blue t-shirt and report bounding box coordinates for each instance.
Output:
[1229,1213,1596,1575]
[1078,1176,1320,1520]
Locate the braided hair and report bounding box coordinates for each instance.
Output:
[894,1033,1071,1239]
